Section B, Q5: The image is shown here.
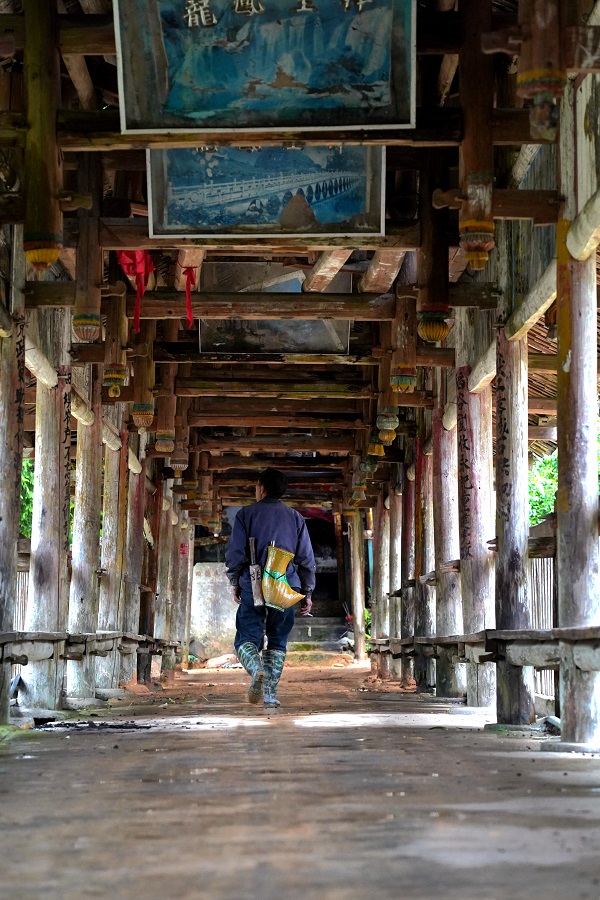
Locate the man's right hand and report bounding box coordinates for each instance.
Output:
[232,585,241,605]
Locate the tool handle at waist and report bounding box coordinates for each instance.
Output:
[249,536,257,566]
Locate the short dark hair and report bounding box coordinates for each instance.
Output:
[258,467,288,499]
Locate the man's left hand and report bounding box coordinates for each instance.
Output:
[300,594,313,617]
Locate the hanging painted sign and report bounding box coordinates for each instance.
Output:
[114,0,415,133]
[147,144,385,238]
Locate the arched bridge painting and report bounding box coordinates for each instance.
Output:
[114,0,415,134]
[148,145,385,238]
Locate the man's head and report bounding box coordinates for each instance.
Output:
[256,467,288,500]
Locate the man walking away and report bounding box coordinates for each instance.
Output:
[225,468,316,708]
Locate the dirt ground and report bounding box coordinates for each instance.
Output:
[2,663,600,900]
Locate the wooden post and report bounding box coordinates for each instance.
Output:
[72,154,102,341]
[372,493,391,680]
[347,510,366,660]
[176,513,190,647]
[120,433,147,687]
[155,483,174,641]
[458,0,495,270]
[162,498,181,682]
[401,462,416,688]
[23,308,71,709]
[0,227,26,722]
[556,78,600,746]
[414,433,435,692]
[23,0,62,270]
[182,524,195,669]
[456,364,496,707]
[155,321,179,453]
[495,221,536,724]
[96,408,129,688]
[67,365,103,700]
[388,479,402,682]
[432,399,465,697]
[333,511,347,612]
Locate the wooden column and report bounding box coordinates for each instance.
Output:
[162,498,181,682]
[155,321,179,453]
[495,219,535,722]
[456,365,496,707]
[138,471,163,683]
[347,510,366,660]
[0,227,26,722]
[155,484,174,641]
[458,0,494,270]
[414,434,435,692]
[96,408,129,688]
[66,366,103,701]
[333,511,347,612]
[23,0,62,270]
[176,513,191,647]
[400,463,416,687]
[372,493,391,680]
[120,433,147,687]
[182,525,195,669]
[556,75,600,746]
[388,480,402,682]
[24,308,71,709]
[432,401,465,697]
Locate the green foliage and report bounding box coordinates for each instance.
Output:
[528,451,558,527]
[19,459,75,546]
[19,459,34,538]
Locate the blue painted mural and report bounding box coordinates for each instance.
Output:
[148,145,384,236]
[115,0,414,132]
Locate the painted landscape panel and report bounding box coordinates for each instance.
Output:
[148,145,385,237]
[114,0,415,132]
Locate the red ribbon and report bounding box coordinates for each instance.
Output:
[182,266,196,329]
[117,250,155,334]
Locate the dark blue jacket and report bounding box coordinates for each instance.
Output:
[225,498,316,595]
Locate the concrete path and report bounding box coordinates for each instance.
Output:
[2,665,600,900]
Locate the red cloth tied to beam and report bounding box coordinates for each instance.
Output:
[117,250,155,334]
[182,266,196,329]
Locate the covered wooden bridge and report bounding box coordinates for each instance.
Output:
[1,0,600,896]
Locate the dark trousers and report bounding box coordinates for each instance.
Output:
[234,588,295,654]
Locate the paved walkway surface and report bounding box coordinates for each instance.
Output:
[2,664,600,900]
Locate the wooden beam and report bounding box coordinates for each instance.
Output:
[193,436,355,454]
[529,353,600,375]
[127,291,397,321]
[174,248,206,292]
[504,260,557,341]
[449,281,501,309]
[153,347,379,366]
[566,187,600,261]
[492,189,561,224]
[468,341,496,394]
[302,250,352,292]
[358,250,406,293]
[187,414,366,430]
[206,456,351,471]
[96,219,421,253]
[174,378,375,400]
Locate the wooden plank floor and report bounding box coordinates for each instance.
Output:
[2,665,600,900]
